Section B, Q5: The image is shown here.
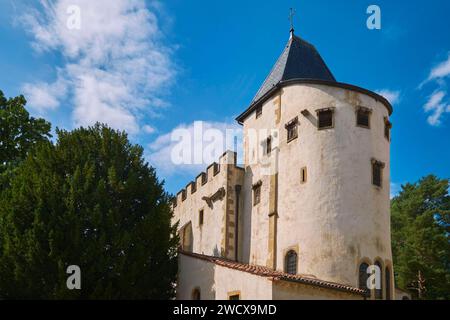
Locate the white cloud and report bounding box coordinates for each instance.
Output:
[376,89,401,105]
[424,91,445,112]
[423,90,449,126]
[22,79,67,112]
[419,53,450,126]
[20,0,175,134]
[427,105,446,126]
[427,52,450,81]
[142,124,156,134]
[147,121,243,177]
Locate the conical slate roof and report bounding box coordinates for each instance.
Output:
[251,32,336,104]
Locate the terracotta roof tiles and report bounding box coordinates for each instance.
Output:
[180,251,366,296]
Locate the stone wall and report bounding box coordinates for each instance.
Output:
[172,151,244,260]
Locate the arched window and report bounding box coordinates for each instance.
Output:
[285,250,298,275]
[180,222,193,253]
[192,288,201,300]
[385,266,391,300]
[375,261,383,299]
[359,262,370,295]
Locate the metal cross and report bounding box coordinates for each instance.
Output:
[289,8,296,32]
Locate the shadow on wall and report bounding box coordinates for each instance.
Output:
[213,245,221,258]
[241,166,253,264]
[194,256,217,300]
[204,260,217,300]
[300,109,318,127]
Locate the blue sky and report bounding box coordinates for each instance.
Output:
[0,0,449,195]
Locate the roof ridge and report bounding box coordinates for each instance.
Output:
[250,37,291,103]
[280,36,296,81]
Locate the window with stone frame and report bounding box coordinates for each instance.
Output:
[180,222,193,252]
[372,159,385,187]
[359,262,370,296]
[375,260,383,299]
[285,250,298,275]
[228,292,241,300]
[300,167,307,184]
[265,136,272,156]
[356,106,372,128]
[199,209,204,227]
[384,117,392,141]
[256,105,262,119]
[286,117,299,143]
[253,181,262,206]
[317,108,335,129]
[385,266,392,300]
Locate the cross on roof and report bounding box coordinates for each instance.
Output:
[289,8,296,33]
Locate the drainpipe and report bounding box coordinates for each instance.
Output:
[234,185,242,262]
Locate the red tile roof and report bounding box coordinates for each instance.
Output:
[180,251,366,296]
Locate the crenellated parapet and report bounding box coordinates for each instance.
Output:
[172,150,245,261]
[172,151,243,208]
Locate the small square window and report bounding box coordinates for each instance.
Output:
[228,291,241,300]
[199,209,204,226]
[286,117,299,143]
[317,108,334,129]
[356,107,371,128]
[253,181,262,206]
[372,159,385,187]
[384,117,392,141]
[256,106,262,119]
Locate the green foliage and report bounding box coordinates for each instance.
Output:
[391,175,450,300]
[0,124,178,299]
[0,90,51,186]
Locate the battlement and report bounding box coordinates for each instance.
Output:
[173,151,243,207]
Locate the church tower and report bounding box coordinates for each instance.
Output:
[173,22,394,300]
[236,28,394,299]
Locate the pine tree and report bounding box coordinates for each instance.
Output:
[0,124,178,299]
[391,175,450,300]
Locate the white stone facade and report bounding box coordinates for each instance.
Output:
[172,35,395,300]
[240,83,394,299]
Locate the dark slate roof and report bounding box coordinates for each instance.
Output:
[251,33,336,104]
